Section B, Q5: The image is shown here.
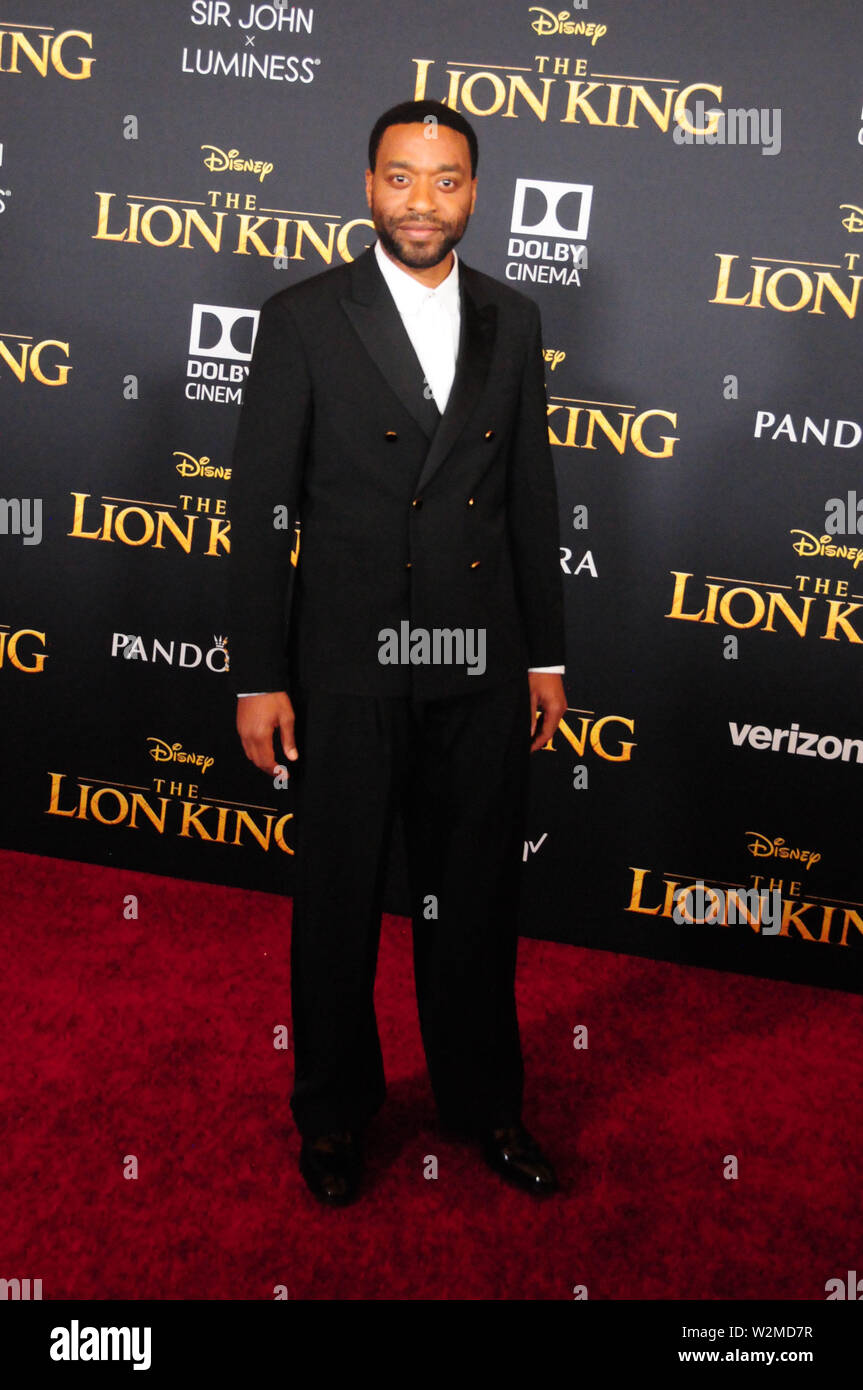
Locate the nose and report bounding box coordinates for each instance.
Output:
[406,177,436,214]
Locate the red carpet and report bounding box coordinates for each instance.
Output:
[1,848,859,1301]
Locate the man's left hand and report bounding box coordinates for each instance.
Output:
[528,672,567,753]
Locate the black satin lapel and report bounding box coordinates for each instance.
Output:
[413,285,497,496]
[340,254,440,436]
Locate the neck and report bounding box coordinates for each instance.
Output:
[380,242,454,288]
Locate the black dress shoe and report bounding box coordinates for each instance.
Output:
[299,1130,363,1205]
[479,1123,559,1195]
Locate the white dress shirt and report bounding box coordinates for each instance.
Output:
[238,241,563,691]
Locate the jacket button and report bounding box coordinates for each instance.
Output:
[467,497,475,506]
[484,429,495,440]
[470,560,481,568]
[405,561,412,569]
[385,430,398,441]
[411,497,423,509]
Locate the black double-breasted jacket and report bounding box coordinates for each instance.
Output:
[227,243,565,698]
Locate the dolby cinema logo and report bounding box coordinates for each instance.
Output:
[506,178,592,289]
[185,302,260,405]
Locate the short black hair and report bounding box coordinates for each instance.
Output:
[368,100,479,177]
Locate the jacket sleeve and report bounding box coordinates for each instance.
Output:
[226,295,312,695]
[506,301,567,669]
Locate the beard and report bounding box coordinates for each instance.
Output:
[371,201,471,270]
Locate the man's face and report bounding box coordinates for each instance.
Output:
[365,121,477,271]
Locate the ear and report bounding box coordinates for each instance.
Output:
[364,168,374,209]
[468,177,478,215]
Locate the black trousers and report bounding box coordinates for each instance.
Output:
[287,674,532,1138]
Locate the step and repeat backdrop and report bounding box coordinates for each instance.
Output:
[2,1,862,992]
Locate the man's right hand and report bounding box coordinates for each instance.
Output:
[236,692,297,776]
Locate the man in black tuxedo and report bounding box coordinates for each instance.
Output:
[228,100,567,1203]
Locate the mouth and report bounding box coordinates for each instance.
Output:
[398,223,441,239]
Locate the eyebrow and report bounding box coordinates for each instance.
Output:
[382,159,464,173]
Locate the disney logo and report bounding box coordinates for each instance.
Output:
[840,204,863,234]
[201,146,274,182]
[147,738,214,773]
[528,9,607,41]
[790,530,863,568]
[174,452,232,480]
[745,830,821,870]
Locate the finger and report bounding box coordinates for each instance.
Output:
[243,735,279,775]
[279,714,298,761]
[531,697,565,751]
[529,704,544,752]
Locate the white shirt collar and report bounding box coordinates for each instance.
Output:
[374,240,460,317]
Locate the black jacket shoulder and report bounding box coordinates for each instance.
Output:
[258,256,354,317]
[459,260,542,322]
